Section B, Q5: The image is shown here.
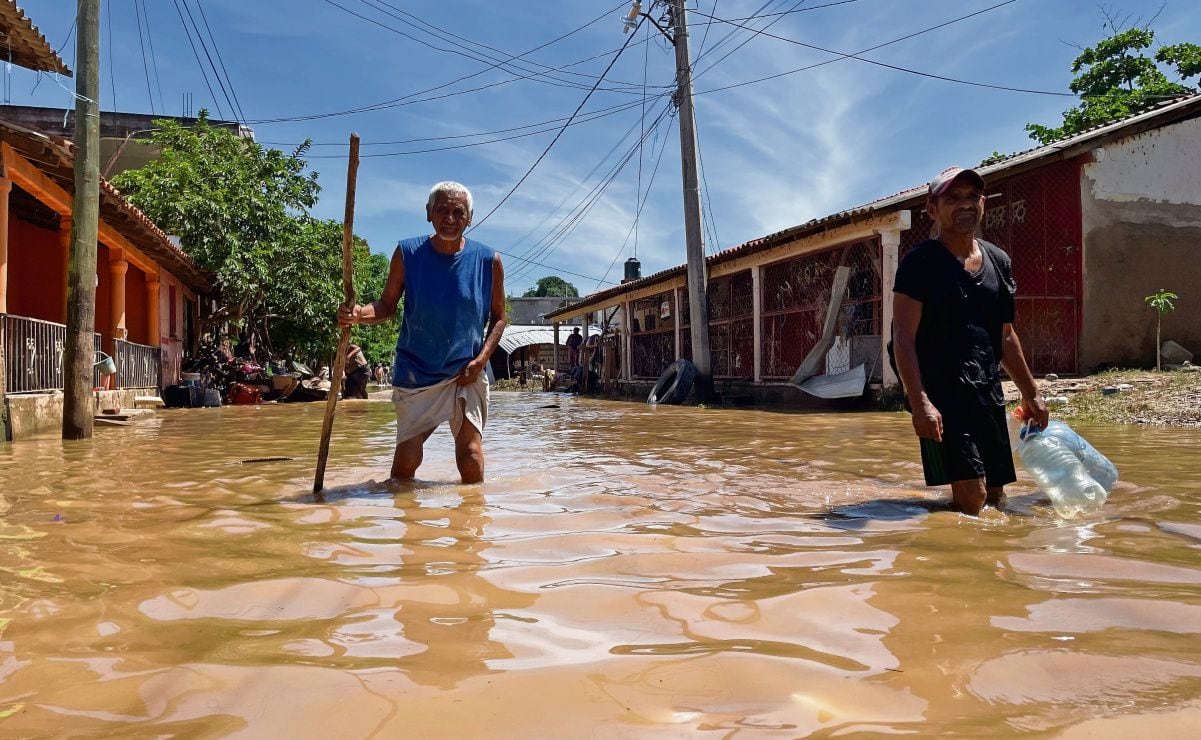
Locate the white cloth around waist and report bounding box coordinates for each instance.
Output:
[391,374,488,441]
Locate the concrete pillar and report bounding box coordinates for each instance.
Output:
[146,274,160,345]
[673,287,682,359]
[59,216,71,322]
[751,265,763,383]
[0,177,11,314]
[879,228,902,388]
[109,250,128,345]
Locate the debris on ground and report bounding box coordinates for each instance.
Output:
[1004,367,1201,427]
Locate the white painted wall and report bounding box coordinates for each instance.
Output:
[1087,116,1201,209]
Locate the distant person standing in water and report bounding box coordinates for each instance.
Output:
[891,166,1047,515]
[338,182,506,483]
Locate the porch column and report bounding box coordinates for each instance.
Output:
[552,322,560,370]
[59,216,71,322]
[0,177,11,314]
[879,228,902,388]
[109,250,128,346]
[751,265,763,383]
[622,300,632,381]
[673,287,681,359]
[146,275,160,345]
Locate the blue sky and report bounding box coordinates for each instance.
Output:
[15,1,1201,295]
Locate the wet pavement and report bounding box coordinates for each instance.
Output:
[2,392,1201,736]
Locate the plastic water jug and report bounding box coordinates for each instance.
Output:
[1012,408,1118,519]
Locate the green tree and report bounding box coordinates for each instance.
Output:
[111,112,391,364]
[111,111,321,330]
[523,275,579,297]
[1026,17,1201,145]
[1145,288,1178,371]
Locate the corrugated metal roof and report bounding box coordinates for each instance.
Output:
[548,92,1201,320]
[499,324,601,355]
[0,1,71,75]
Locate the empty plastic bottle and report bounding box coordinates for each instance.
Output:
[1041,421,1118,491]
[1012,409,1117,519]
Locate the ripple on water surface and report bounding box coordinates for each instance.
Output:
[1,395,1201,736]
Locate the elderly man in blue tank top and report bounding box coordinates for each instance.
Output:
[338,182,506,483]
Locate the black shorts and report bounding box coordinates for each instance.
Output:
[919,402,1017,488]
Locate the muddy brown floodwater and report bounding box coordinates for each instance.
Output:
[2,393,1201,737]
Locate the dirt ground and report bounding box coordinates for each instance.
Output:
[1003,366,1201,428]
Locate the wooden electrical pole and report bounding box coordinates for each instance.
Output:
[669,0,712,402]
[62,0,101,440]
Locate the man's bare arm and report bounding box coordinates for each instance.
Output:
[893,292,943,441]
[338,248,404,327]
[1000,323,1048,427]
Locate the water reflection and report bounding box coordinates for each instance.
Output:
[1,395,1200,735]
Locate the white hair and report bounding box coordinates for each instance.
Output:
[427,181,473,214]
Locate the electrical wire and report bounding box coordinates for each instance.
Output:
[354,0,649,90]
[139,0,167,114]
[593,110,675,290]
[470,17,647,231]
[508,102,675,285]
[106,0,116,111]
[692,1,1077,98]
[132,0,155,114]
[321,0,642,97]
[194,0,248,121]
[245,8,671,125]
[171,0,226,119]
[180,0,243,121]
[273,96,669,158]
[694,0,811,80]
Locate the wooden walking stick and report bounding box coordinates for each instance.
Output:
[314,133,361,493]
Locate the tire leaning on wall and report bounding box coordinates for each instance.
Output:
[648,359,698,405]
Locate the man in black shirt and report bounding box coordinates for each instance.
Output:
[892,166,1048,515]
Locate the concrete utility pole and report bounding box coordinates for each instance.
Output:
[62,0,101,440]
[668,0,712,402]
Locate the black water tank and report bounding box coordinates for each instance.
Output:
[623,257,641,283]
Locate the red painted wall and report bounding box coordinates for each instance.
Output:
[7,219,65,322]
[95,242,110,337]
[125,266,148,344]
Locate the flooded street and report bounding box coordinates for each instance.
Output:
[2,393,1201,737]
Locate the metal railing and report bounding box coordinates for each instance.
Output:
[1,314,104,393]
[114,339,162,390]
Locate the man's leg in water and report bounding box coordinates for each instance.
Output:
[454,419,484,484]
[391,429,434,479]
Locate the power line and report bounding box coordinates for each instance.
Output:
[194,0,247,121]
[694,0,811,80]
[593,110,675,290]
[355,0,648,90]
[105,0,116,111]
[247,8,668,125]
[179,0,243,121]
[321,0,643,97]
[268,96,668,157]
[171,0,226,119]
[509,102,675,285]
[132,0,155,114]
[470,17,646,231]
[139,0,166,114]
[692,1,1076,98]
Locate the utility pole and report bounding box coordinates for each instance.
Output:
[62,0,101,440]
[667,0,712,402]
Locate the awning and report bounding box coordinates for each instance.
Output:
[499,324,601,355]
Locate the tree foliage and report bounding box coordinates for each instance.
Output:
[1026,18,1201,145]
[111,112,388,364]
[351,249,401,365]
[523,275,579,297]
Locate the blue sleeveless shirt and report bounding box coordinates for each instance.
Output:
[391,236,495,388]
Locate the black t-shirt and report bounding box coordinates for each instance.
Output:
[893,238,1016,407]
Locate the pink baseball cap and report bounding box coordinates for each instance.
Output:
[928,166,985,198]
